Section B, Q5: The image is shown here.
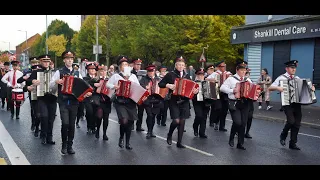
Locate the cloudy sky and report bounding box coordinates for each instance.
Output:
[0,15,81,52]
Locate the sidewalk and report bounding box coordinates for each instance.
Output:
[252,101,320,129]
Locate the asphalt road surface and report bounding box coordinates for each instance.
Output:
[1,100,320,165]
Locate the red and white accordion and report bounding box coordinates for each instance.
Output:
[147,79,169,99]
[12,88,25,102]
[173,78,199,99]
[116,80,149,105]
[61,75,94,102]
[96,79,109,95]
[216,72,231,87]
[234,81,261,100]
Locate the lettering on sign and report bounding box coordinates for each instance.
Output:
[254,26,307,39]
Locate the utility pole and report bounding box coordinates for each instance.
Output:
[96,15,99,62]
[46,15,48,54]
[106,15,111,67]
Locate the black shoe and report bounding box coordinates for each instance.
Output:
[136,127,145,132]
[41,137,46,145]
[34,129,39,137]
[161,124,166,126]
[289,144,301,150]
[244,133,252,139]
[61,144,67,154]
[167,134,172,145]
[150,132,156,138]
[146,133,151,139]
[184,130,186,132]
[67,147,75,154]
[31,124,35,131]
[95,131,99,139]
[46,137,55,145]
[219,128,227,132]
[10,114,14,119]
[125,144,133,150]
[229,138,234,147]
[157,119,161,125]
[118,138,124,148]
[76,123,80,128]
[103,135,108,141]
[177,143,186,148]
[16,116,20,120]
[236,144,246,150]
[199,134,208,139]
[280,135,286,146]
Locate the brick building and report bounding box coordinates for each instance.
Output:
[15,33,41,67]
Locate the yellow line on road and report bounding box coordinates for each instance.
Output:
[0,158,7,165]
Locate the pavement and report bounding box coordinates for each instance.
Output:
[252,101,320,129]
[0,99,320,165]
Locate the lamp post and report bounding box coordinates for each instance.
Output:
[96,15,99,62]
[46,15,48,54]
[18,30,28,67]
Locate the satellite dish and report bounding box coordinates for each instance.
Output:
[268,15,273,21]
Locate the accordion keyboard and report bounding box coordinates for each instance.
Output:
[280,80,290,106]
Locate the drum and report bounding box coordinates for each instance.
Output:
[12,88,25,102]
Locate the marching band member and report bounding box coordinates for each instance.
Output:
[156,65,169,126]
[28,55,58,145]
[17,57,40,133]
[139,65,163,139]
[268,60,315,150]
[0,62,10,110]
[220,61,251,150]
[206,61,232,131]
[50,50,92,155]
[93,64,112,140]
[106,56,140,150]
[244,70,254,139]
[192,68,209,138]
[257,68,273,110]
[83,62,98,134]
[73,64,85,128]
[204,65,218,127]
[1,60,24,119]
[158,56,199,148]
[131,58,145,131]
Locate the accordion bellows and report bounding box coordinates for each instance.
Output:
[234,81,261,100]
[147,79,169,99]
[61,76,94,102]
[116,80,149,105]
[173,78,199,99]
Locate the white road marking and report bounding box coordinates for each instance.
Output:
[108,118,214,157]
[226,118,320,139]
[0,120,30,165]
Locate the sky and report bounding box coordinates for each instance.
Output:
[0,15,81,52]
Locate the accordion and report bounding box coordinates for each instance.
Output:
[96,79,109,95]
[173,78,199,99]
[61,75,94,102]
[216,72,231,87]
[280,78,317,106]
[116,80,149,105]
[147,78,169,99]
[234,81,261,100]
[202,81,220,100]
[37,71,58,98]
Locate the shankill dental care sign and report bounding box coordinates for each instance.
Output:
[230,19,320,44]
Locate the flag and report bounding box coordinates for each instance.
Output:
[199,52,206,62]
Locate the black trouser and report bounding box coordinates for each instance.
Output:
[229,100,249,146]
[214,97,228,130]
[76,102,85,124]
[59,102,79,145]
[95,103,110,136]
[7,87,21,117]
[145,106,157,133]
[37,98,57,140]
[157,100,169,125]
[119,119,134,145]
[1,97,6,108]
[193,101,210,136]
[84,101,95,130]
[246,100,254,134]
[209,100,221,125]
[136,104,144,128]
[30,99,40,129]
[281,103,302,145]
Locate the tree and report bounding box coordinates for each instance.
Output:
[46,35,67,67]
[0,54,9,63]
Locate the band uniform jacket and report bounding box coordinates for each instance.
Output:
[139,75,163,114]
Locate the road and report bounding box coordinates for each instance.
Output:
[0,100,320,165]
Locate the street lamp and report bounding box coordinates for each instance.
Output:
[0,41,10,51]
[17,30,28,67]
[46,15,48,54]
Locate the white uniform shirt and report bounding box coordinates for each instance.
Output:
[49,66,83,90]
[106,72,140,89]
[207,70,232,79]
[1,69,24,88]
[220,73,252,100]
[270,72,300,98]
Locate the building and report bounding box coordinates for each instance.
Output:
[231,15,320,106]
[81,15,88,26]
[15,33,41,68]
